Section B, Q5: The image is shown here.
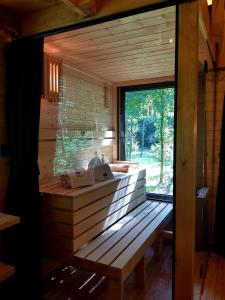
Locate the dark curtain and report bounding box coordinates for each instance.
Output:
[4,38,44,299]
[214,95,225,257]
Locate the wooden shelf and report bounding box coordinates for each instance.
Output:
[0,213,20,231]
[0,262,15,282]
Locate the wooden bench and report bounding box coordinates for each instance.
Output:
[40,169,172,299]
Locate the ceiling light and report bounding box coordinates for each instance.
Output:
[207,0,212,5]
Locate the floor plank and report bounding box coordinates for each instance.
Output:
[44,240,173,300]
[201,253,225,300]
[44,249,225,300]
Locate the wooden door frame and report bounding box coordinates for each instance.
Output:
[175,2,198,299]
[15,1,200,299]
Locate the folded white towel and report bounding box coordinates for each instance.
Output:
[60,168,94,188]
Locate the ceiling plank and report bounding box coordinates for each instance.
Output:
[45,6,174,42]
[45,6,175,82]
[65,49,174,67]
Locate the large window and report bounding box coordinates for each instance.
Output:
[119,83,174,198]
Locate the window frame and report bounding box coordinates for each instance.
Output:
[117,81,175,202]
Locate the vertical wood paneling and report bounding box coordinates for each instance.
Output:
[210,70,225,241]
[205,71,216,242]
[176,2,198,300]
[39,61,114,180]
[0,40,8,212]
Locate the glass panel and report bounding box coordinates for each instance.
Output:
[124,86,174,195]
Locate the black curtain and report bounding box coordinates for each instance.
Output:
[214,95,225,257]
[4,38,44,299]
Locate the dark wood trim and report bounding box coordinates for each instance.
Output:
[15,1,186,40]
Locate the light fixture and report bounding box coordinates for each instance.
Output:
[207,0,212,5]
[43,53,62,102]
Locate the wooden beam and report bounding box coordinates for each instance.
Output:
[62,0,97,17]
[199,0,216,62]
[78,0,97,16]
[211,0,224,45]
[216,16,225,67]
[21,0,170,36]
[175,2,198,300]
[199,0,211,40]
[63,0,87,17]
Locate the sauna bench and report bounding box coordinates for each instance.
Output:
[40,169,173,299]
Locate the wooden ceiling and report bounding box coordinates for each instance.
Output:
[44,6,176,83]
[0,0,62,13]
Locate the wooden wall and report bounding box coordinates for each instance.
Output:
[205,70,216,242]
[39,59,114,180]
[198,30,216,242]
[0,38,9,212]
[211,70,225,237]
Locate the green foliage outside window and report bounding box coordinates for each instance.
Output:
[124,87,174,195]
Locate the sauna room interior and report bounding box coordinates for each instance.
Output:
[0,1,225,300]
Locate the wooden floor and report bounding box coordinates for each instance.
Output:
[118,241,172,300]
[44,240,173,300]
[44,245,225,300]
[201,253,225,300]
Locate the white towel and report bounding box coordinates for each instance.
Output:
[60,168,94,188]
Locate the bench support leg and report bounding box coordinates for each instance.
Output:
[107,278,123,300]
[135,256,146,289]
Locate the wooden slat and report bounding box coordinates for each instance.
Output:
[86,201,160,262]
[61,187,144,237]
[41,169,146,211]
[51,28,175,56]
[85,58,175,73]
[75,201,150,258]
[89,62,174,74]
[111,204,173,279]
[44,194,147,252]
[72,193,146,251]
[0,262,15,282]
[43,6,175,82]
[70,49,175,68]
[110,71,173,83]
[72,201,172,282]
[98,202,167,265]
[0,213,20,231]
[45,7,175,42]
[48,18,173,47]
[64,38,175,61]
[72,179,145,223]
[47,182,145,226]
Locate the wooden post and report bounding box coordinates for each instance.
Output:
[175,2,198,300]
[107,278,123,300]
